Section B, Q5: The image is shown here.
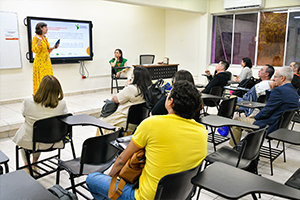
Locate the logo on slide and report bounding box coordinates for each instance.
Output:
[75,24,79,30]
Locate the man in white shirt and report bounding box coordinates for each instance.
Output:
[237,64,275,116]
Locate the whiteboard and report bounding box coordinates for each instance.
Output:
[0,11,22,69]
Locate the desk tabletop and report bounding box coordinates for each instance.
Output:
[59,114,115,130]
[200,115,259,130]
[268,128,300,145]
[192,162,300,200]
[132,64,179,68]
[224,86,250,92]
[237,101,266,109]
[201,93,225,100]
[0,170,59,200]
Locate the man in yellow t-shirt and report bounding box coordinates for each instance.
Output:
[86,80,208,200]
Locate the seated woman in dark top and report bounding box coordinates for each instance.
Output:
[151,70,201,120]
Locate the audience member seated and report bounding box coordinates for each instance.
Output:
[12,75,68,172]
[86,81,208,200]
[229,67,299,147]
[290,61,300,94]
[236,64,275,116]
[110,48,132,84]
[97,66,152,135]
[235,57,253,82]
[201,60,230,94]
[151,69,201,120]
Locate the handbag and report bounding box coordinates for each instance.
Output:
[145,78,166,109]
[100,99,119,118]
[108,149,145,200]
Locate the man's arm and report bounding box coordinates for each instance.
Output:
[108,140,142,176]
[202,75,220,94]
[254,88,282,120]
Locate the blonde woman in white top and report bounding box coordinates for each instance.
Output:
[13,75,68,169]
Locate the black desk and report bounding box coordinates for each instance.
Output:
[224,86,250,92]
[0,170,59,200]
[200,115,259,150]
[59,114,116,135]
[110,135,132,151]
[237,101,266,109]
[268,128,300,145]
[201,93,225,100]
[133,64,178,80]
[192,162,300,200]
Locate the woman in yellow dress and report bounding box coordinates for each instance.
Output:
[32,22,59,94]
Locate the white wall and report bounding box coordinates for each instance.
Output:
[105,0,208,13]
[0,0,166,101]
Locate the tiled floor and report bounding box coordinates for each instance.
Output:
[0,89,300,200]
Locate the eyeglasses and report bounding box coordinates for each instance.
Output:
[274,75,282,78]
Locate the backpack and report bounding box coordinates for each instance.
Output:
[48,184,78,200]
[232,76,260,97]
[145,79,166,109]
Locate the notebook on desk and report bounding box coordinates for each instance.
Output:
[116,135,132,150]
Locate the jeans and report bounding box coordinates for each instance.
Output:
[86,172,136,200]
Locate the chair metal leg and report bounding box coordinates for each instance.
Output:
[4,163,9,173]
[268,140,273,176]
[196,187,201,200]
[70,174,77,194]
[211,127,216,152]
[16,146,20,170]
[291,122,295,130]
[283,142,286,162]
[56,166,60,184]
[25,150,34,177]
[111,77,113,94]
[251,193,258,200]
[115,78,119,93]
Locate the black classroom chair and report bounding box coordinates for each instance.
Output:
[139,54,155,65]
[58,128,123,199]
[205,126,268,175]
[0,150,9,174]
[124,102,150,135]
[207,97,237,151]
[111,66,127,94]
[15,113,75,182]
[154,163,201,200]
[203,86,224,114]
[259,109,297,175]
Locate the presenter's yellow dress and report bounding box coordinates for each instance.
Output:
[32,36,53,94]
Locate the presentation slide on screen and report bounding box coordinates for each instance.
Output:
[30,19,90,59]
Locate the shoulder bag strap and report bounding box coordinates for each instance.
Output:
[108,174,127,200]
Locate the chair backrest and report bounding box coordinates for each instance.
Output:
[210,86,223,97]
[125,103,150,132]
[257,94,266,103]
[278,109,296,129]
[140,55,155,65]
[218,97,237,118]
[33,113,72,150]
[80,128,122,167]
[154,164,201,200]
[239,127,268,163]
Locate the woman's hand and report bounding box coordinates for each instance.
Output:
[235,76,240,81]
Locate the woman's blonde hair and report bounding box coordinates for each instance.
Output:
[34,75,64,108]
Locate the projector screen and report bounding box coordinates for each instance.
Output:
[26,16,93,64]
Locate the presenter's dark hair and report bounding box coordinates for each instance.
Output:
[35,22,47,35]
[168,80,201,119]
[34,75,64,108]
[265,64,275,79]
[114,49,123,63]
[242,57,253,69]
[172,70,195,85]
[220,60,230,70]
[131,67,152,99]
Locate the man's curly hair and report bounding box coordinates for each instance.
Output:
[168,80,202,119]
